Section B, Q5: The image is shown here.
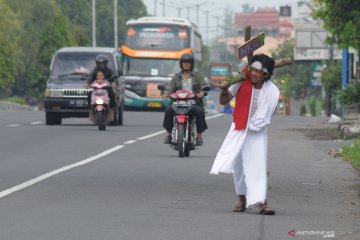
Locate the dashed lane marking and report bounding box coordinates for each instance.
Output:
[0,145,124,199]
[0,113,224,199]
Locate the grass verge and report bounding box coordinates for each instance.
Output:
[342,139,360,169]
[1,96,26,105]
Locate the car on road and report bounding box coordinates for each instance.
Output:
[44,47,125,125]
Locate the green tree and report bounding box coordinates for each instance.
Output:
[33,11,75,97]
[0,0,21,98]
[56,0,147,47]
[272,40,311,99]
[313,0,360,60]
[320,62,341,92]
[55,0,92,46]
[5,0,63,97]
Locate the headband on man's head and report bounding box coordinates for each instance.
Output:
[251,61,269,74]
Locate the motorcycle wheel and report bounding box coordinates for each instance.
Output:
[184,126,191,157]
[97,111,105,131]
[178,123,185,158]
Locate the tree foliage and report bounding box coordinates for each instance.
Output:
[271,40,311,98]
[0,0,21,97]
[320,62,341,92]
[1,0,147,98]
[312,0,360,51]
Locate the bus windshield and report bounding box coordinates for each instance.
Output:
[123,57,180,77]
[125,24,190,51]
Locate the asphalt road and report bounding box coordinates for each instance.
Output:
[0,104,359,239]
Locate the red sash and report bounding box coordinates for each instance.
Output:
[233,65,252,130]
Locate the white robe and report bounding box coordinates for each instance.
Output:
[210,80,279,207]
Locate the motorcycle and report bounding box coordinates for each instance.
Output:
[91,81,110,130]
[159,85,210,157]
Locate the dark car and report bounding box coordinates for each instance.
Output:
[44,47,125,125]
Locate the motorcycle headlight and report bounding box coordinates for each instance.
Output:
[96,99,104,105]
[177,92,189,99]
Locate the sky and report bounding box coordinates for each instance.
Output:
[141,0,302,42]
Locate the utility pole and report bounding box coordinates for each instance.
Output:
[92,0,96,47]
[186,6,190,20]
[114,0,118,49]
[214,16,220,40]
[203,7,223,45]
[205,11,209,45]
[154,0,157,16]
[162,0,165,17]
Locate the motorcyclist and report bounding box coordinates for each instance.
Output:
[87,54,116,114]
[162,53,209,146]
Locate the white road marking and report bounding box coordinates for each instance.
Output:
[0,145,124,199]
[302,183,316,186]
[206,113,224,120]
[124,140,136,144]
[137,130,167,140]
[31,122,43,125]
[0,113,225,199]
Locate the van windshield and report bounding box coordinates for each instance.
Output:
[50,52,115,77]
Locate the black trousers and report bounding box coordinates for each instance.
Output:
[163,104,208,134]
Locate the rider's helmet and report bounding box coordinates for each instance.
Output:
[95,54,108,68]
[179,53,194,70]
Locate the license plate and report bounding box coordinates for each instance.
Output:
[147,102,162,108]
[70,99,87,106]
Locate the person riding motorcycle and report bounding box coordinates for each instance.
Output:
[162,53,209,146]
[87,54,116,114]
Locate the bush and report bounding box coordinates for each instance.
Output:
[3,96,26,105]
[342,139,360,169]
[337,80,360,105]
[300,103,307,116]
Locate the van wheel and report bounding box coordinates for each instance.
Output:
[46,112,62,125]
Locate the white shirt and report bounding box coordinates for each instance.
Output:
[182,76,193,91]
[229,82,260,117]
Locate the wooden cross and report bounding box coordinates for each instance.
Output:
[239,26,292,67]
[221,26,292,88]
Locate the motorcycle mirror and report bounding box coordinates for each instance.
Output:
[157,85,166,91]
[201,86,211,92]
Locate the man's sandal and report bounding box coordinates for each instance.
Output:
[258,206,275,215]
[233,203,246,212]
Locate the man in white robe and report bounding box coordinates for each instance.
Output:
[210,54,279,215]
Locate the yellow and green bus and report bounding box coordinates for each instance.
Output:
[121,17,202,110]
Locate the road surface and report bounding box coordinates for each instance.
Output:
[0,105,359,239]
